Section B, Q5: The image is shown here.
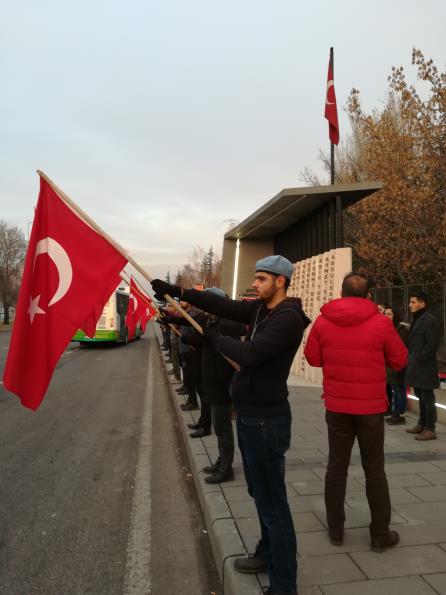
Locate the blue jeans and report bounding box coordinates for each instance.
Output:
[391,384,407,414]
[236,413,297,594]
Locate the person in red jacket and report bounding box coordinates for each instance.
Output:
[304,273,408,553]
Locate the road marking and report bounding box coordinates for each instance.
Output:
[123,335,153,595]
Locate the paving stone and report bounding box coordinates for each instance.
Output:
[223,559,262,595]
[299,527,370,556]
[291,476,363,497]
[320,575,437,595]
[385,461,442,475]
[299,588,323,595]
[395,522,446,547]
[422,572,446,594]
[299,553,365,587]
[288,494,326,513]
[287,449,327,462]
[419,471,446,484]
[407,485,446,502]
[313,508,406,530]
[396,501,446,523]
[356,473,431,489]
[221,486,251,502]
[203,491,232,532]
[235,518,259,543]
[350,544,446,578]
[293,512,327,533]
[432,460,446,471]
[210,518,246,563]
[229,499,257,519]
[285,469,321,483]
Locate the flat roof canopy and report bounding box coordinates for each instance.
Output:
[225,181,383,240]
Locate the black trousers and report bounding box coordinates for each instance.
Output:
[415,388,437,431]
[325,410,391,541]
[211,402,234,473]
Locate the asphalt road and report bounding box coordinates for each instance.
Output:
[0,329,221,595]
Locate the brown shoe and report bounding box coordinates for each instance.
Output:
[234,554,268,574]
[415,430,437,441]
[371,530,400,553]
[406,424,424,434]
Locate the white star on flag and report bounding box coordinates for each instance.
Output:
[28,295,45,324]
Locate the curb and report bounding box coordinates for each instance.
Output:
[155,331,263,595]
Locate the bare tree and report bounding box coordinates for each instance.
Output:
[0,220,27,324]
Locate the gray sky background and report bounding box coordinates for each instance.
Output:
[1,0,445,282]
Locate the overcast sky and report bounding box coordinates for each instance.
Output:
[2,0,445,283]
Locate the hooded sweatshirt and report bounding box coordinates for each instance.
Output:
[304,297,408,414]
[181,288,311,417]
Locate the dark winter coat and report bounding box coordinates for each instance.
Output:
[184,316,246,404]
[181,288,311,417]
[404,309,440,390]
[386,322,410,384]
[304,298,408,415]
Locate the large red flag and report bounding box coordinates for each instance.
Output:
[324,54,339,145]
[125,277,145,341]
[3,177,127,410]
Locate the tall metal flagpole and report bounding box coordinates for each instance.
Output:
[330,47,335,185]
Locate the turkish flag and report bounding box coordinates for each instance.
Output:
[127,279,156,332]
[125,277,146,341]
[324,58,339,145]
[140,298,156,333]
[3,177,127,410]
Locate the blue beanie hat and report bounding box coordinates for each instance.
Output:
[255,255,294,280]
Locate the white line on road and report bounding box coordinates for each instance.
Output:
[123,336,153,595]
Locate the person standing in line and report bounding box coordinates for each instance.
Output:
[152,255,309,595]
[384,306,410,425]
[405,291,441,441]
[182,287,246,482]
[304,273,407,552]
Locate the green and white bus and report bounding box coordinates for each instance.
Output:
[73,287,142,345]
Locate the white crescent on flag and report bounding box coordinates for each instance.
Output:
[326,80,334,105]
[34,237,73,306]
[130,293,138,313]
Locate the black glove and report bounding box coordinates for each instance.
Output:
[151,279,182,301]
[203,325,220,349]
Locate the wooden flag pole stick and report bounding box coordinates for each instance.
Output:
[36,169,203,336]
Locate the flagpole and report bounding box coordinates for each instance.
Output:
[36,170,203,335]
[330,47,335,185]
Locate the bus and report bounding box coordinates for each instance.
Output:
[73,287,142,345]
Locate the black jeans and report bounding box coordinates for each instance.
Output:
[325,410,391,541]
[237,413,297,595]
[415,388,437,431]
[211,403,234,473]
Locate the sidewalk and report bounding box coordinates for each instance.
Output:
[157,333,446,595]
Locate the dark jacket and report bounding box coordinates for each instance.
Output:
[182,288,310,417]
[304,298,408,415]
[184,316,246,404]
[387,322,410,384]
[405,309,440,390]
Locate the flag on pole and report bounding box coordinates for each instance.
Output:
[140,300,157,332]
[125,277,145,341]
[324,52,339,145]
[3,177,128,410]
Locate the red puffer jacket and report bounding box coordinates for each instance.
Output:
[304,298,408,414]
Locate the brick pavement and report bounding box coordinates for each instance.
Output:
[159,334,446,595]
